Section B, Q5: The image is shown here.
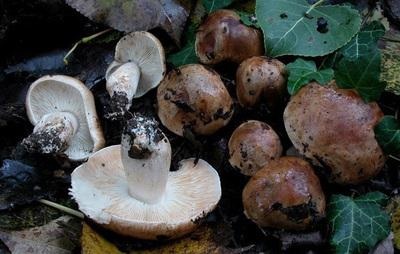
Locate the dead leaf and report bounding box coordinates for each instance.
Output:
[81,223,123,254]
[65,0,193,44]
[130,223,233,254]
[0,216,79,254]
[381,29,400,96]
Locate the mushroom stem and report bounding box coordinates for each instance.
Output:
[106,61,141,117]
[120,115,171,204]
[22,112,79,154]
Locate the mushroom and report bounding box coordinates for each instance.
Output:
[236,56,287,109]
[157,64,234,136]
[228,120,282,176]
[105,31,166,118]
[242,157,326,230]
[195,9,264,65]
[283,82,385,184]
[22,75,105,161]
[70,115,221,240]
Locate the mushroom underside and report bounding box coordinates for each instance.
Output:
[70,145,221,240]
[26,76,104,160]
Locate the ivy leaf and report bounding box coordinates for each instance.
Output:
[374,116,400,155]
[202,0,234,13]
[286,58,334,95]
[328,192,390,254]
[340,21,385,60]
[167,24,198,67]
[255,0,361,57]
[335,49,385,102]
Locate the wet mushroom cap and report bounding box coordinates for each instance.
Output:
[228,120,283,176]
[195,9,264,65]
[283,82,385,184]
[157,64,234,136]
[242,157,326,230]
[70,145,221,240]
[236,57,287,109]
[109,31,166,98]
[25,75,105,161]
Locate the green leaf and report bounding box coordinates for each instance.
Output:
[237,11,259,28]
[167,43,198,67]
[333,21,386,102]
[374,116,400,155]
[255,0,362,57]
[340,21,385,60]
[167,24,198,67]
[202,0,234,13]
[328,192,390,254]
[286,58,334,95]
[335,49,385,102]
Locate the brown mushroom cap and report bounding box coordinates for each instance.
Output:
[228,120,282,176]
[157,64,234,136]
[195,9,264,65]
[283,82,385,184]
[236,57,287,109]
[242,157,326,230]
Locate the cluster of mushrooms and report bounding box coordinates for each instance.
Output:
[21,9,387,239]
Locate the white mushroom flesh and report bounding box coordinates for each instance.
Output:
[121,115,171,204]
[23,111,79,154]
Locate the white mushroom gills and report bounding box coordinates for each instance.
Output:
[105,31,166,118]
[23,111,79,154]
[106,61,140,115]
[120,115,171,204]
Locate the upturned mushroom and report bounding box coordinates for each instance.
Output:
[157,64,234,136]
[228,120,282,176]
[22,75,105,161]
[195,10,264,65]
[242,157,326,230]
[236,57,287,109]
[105,31,166,118]
[284,82,385,184]
[70,115,221,240]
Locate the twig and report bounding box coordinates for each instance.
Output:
[63,28,113,65]
[389,155,400,162]
[38,199,84,219]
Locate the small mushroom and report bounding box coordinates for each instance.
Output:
[70,115,221,240]
[236,56,287,109]
[283,82,385,184]
[228,120,282,176]
[195,10,264,65]
[157,64,234,136]
[242,157,326,230]
[105,31,166,117]
[22,75,105,161]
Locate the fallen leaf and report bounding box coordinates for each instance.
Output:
[130,223,233,254]
[81,223,123,254]
[65,0,193,44]
[0,216,79,254]
[381,29,400,96]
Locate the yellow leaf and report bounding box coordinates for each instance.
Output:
[130,223,232,254]
[81,223,124,254]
